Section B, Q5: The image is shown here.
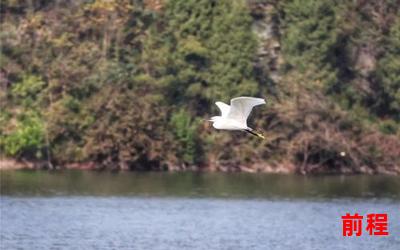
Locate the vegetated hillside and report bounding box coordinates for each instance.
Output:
[1,0,399,174]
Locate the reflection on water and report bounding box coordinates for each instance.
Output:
[1,170,399,199]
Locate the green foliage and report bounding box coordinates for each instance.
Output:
[11,74,45,107]
[281,0,341,88]
[1,74,46,159]
[170,109,201,165]
[375,55,400,117]
[281,0,338,63]
[373,17,400,120]
[206,1,259,100]
[1,113,44,157]
[160,0,259,110]
[378,119,398,135]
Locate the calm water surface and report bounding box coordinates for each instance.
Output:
[1,170,399,250]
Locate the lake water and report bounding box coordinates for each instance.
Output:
[1,171,399,250]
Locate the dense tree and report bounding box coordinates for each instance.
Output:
[1,0,399,174]
[373,16,400,120]
[156,0,259,112]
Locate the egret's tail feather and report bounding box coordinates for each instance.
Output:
[245,129,265,139]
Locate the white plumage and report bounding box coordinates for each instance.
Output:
[210,97,266,139]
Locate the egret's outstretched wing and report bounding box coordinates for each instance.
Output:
[227,97,266,126]
[215,101,231,118]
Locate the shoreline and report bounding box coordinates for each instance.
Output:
[1,158,398,175]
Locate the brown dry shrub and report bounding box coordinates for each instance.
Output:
[261,77,399,174]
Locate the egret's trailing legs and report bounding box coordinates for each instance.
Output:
[244,129,265,139]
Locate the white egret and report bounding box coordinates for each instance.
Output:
[209,97,266,139]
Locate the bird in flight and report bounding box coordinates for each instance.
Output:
[209,97,266,139]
